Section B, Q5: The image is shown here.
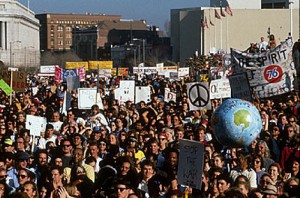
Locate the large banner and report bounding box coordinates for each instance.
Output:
[231,37,296,98]
[55,66,86,83]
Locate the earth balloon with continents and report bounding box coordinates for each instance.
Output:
[211,98,262,147]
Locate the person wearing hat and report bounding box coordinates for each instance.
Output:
[262,184,278,198]
[3,139,15,153]
[98,138,108,159]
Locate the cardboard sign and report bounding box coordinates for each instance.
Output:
[178,139,204,190]
[0,71,26,92]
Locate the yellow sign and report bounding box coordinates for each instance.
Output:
[117,68,129,77]
[65,62,88,70]
[111,68,117,76]
[88,61,113,70]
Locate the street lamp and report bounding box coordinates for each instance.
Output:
[132,38,146,64]
[9,40,21,105]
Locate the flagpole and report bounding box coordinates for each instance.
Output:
[226,15,228,53]
[209,9,211,52]
[220,19,222,50]
[214,9,216,50]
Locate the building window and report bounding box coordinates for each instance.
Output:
[51,20,54,24]
[58,33,62,38]
[66,26,72,31]
[51,26,54,32]
[50,33,54,37]
[51,41,54,46]
[57,26,63,31]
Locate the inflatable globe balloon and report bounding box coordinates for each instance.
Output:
[211,98,262,148]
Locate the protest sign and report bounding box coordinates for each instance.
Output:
[135,86,151,103]
[164,88,176,102]
[178,67,189,78]
[114,80,135,104]
[231,37,295,98]
[0,70,26,92]
[187,82,211,110]
[26,115,47,136]
[99,69,112,78]
[178,139,204,190]
[229,72,252,101]
[210,79,231,99]
[78,88,103,109]
[0,79,13,96]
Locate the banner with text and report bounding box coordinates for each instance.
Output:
[231,37,296,98]
[210,79,231,99]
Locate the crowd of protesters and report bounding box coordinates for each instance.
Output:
[0,71,299,198]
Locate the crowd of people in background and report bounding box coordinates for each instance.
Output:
[0,67,299,198]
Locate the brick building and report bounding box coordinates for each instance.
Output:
[35,13,121,51]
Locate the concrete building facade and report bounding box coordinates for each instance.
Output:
[171,5,300,65]
[0,0,40,68]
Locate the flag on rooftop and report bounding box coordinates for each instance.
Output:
[215,9,221,19]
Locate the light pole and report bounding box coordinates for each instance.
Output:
[133,38,146,64]
[9,41,21,105]
[289,1,294,37]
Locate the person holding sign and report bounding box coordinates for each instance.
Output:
[86,105,109,129]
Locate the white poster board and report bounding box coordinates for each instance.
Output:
[78,88,104,109]
[26,115,47,136]
[114,80,135,104]
[178,139,204,190]
[210,79,231,99]
[164,88,176,102]
[187,82,211,110]
[178,67,189,78]
[135,86,151,103]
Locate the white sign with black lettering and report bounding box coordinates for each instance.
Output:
[78,88,103,109]
[210,79,231,99]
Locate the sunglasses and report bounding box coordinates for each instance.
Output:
[63,145,71,147]
[17,174,27,179]
[254,160,261,164]
[116,188,127,192]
